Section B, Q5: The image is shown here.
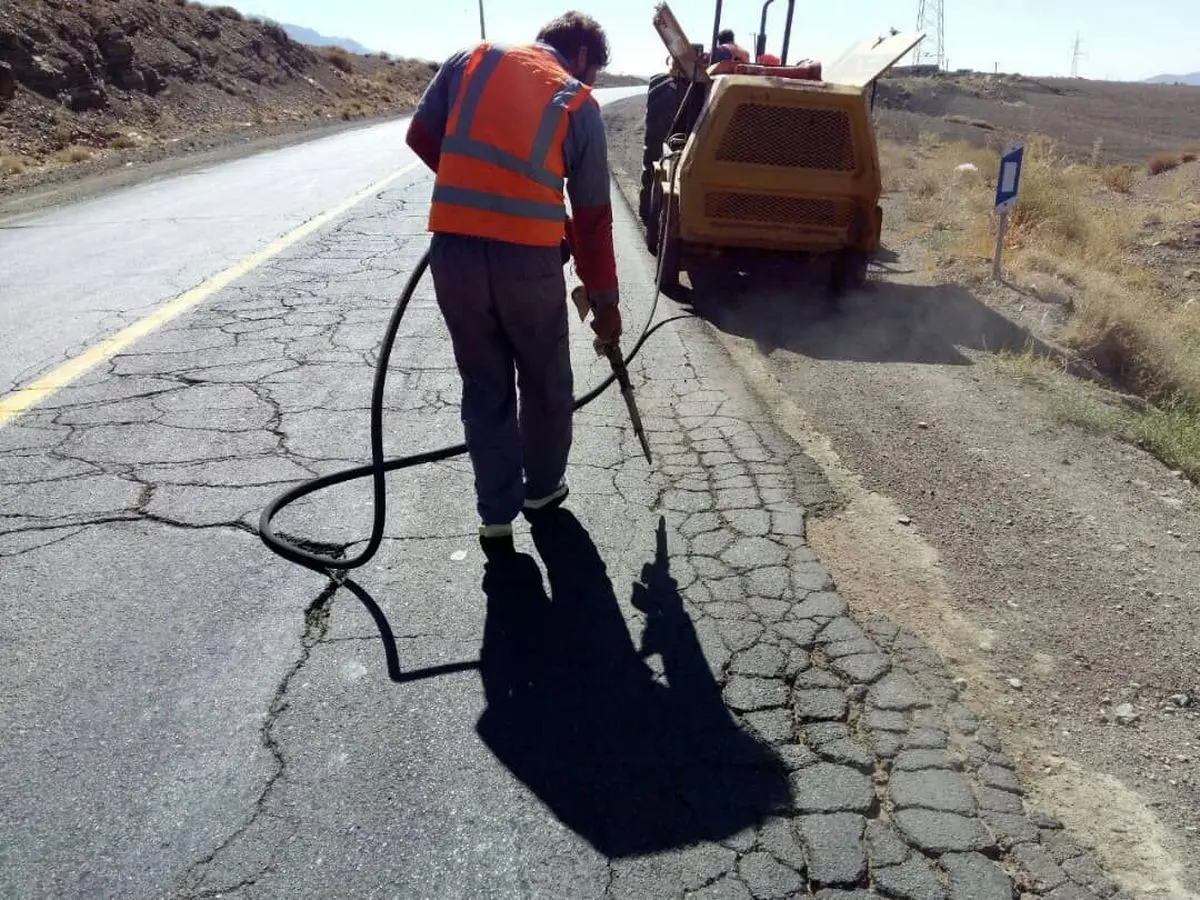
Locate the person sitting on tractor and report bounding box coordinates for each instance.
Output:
[712,28,749,63]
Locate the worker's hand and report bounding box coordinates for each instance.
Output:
[590,303,622,350]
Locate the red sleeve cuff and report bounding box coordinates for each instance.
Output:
[567,205,618,301]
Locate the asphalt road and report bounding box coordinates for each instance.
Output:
[0,87,1125,899]
[0,86,646,397]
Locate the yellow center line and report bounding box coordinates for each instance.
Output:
[0,160,424,430]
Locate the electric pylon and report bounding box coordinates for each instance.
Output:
[914,0,946,70]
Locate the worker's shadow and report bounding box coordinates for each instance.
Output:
[475,512,791,858]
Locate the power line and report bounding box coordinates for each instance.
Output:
[913,0,946,70]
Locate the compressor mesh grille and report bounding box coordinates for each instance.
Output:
[704,192,853,228]
[715,104,855,170]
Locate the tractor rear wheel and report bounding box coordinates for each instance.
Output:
[656,196,681,290]
[640,75,682,233]
[646,176,661,255]
[829,249,869,296]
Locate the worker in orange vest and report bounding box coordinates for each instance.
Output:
[405,12,620,558]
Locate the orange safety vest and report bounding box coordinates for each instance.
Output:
[429,43,592,247]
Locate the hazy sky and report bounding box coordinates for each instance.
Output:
[230,0,1194,81]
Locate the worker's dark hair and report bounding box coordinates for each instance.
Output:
[718,28,735,43]
[537,11,610,69]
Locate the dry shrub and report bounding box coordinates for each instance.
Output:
[1006,157,1085,245]
[1068,281,1200,407]
[339,99,372,120]
[54,145,92,163]
[0,154,26,176]
[1148,153,1181,175]
[258,20,290,46]
[1183,150,1198,164]
[211,5,243,20]
[998,348,1200,480]
[1133,405,1200,482]
[52,104,74,149]
[323,47,354,73]
[878,141,916,193]
[912,174,939,199]
[996,137,1135,266]
[892,133,1200,419]
[899,135,1126,263]
[109,133,138,149]
[1100,164,1135,194]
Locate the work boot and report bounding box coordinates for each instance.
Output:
[522,484,569,520]
[478,522,515,560]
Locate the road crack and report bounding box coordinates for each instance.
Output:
[175,577,340,898]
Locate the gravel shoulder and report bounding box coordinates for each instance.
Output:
[602,94,1200,899]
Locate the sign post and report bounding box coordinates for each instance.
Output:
[992,141,1024,281]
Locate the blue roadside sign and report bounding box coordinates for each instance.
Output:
[995,142,1024,212]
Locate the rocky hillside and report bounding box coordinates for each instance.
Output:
[0,0,435,185]
[594,72,648,87]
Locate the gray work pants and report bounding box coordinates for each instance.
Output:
[429,232,573,526]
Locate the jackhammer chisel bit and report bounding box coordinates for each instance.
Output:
[604,343,653,464]
[572,286,653,464]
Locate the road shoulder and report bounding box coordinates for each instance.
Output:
[601,93,1198,899]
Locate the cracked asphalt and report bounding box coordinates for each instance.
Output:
[1,95,1132,898]
[0,116,429,396]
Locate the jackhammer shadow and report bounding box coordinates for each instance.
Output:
[475,511,791,858]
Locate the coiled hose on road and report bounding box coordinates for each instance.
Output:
[258,175,686,580]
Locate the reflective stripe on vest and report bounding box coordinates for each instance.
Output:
[432,185,565,222]
[429,43,590,246]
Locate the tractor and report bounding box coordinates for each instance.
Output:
[640,1,924,294]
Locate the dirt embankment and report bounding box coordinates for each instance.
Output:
[0,0,436,202]
[602,93,1200,899]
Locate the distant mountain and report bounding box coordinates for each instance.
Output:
[1145,72,1200,86]
[279,23,373,56]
